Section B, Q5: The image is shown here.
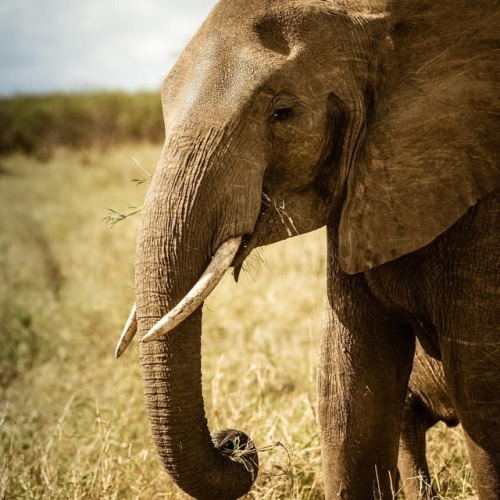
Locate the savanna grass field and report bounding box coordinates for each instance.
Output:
[1,92,474,498]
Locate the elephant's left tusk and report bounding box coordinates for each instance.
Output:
[115,303,137,358]
[142,236,242,343]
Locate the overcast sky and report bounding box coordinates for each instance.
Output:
[0,0,219,95]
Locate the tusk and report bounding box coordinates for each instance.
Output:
[142,236,242,343]
[115,303,137,358]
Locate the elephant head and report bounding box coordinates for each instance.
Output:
[118,0,498,498]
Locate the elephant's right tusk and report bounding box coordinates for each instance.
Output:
[142,236,242,343]
[115,303,137,358]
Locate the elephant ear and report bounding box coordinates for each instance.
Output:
[338,2,500,274]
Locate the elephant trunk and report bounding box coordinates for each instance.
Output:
[135,133,260,499]
[139,316,257,499]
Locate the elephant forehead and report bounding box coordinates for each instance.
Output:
[177,35,276,109]
[162,0,341,124]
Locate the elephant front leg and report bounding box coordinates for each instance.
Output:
[318,306,415,499]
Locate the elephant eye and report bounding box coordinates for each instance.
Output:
[272,107,294,123]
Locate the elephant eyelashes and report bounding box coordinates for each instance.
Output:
[271,107,294,122]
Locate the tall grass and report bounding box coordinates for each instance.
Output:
[0,92,163,160]
[0,145,473,498]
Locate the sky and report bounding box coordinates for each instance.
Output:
[0,0,219,95]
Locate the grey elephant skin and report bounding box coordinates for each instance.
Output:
[120,0,499,498]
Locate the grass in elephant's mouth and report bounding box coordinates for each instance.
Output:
[0,146,474,499]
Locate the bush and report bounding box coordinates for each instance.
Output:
[0,91,164,160]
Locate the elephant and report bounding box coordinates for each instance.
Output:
[398,341,458,500]
[115,0,499,498]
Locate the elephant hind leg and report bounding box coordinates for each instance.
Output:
[439,183,500,498]
[398,393,437,500]
[442,335,500,499]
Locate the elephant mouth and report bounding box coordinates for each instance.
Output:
[230,195,274,279]
[232,193,300,280]
[231,233,259,281]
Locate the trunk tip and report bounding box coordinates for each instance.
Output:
[212,428,259,487]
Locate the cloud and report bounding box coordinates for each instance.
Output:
[0,0,218,95]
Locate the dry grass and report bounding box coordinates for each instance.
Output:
[0,145,472,499]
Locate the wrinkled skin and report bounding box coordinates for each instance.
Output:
[126,0,499,498]
[398,342,458,500]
